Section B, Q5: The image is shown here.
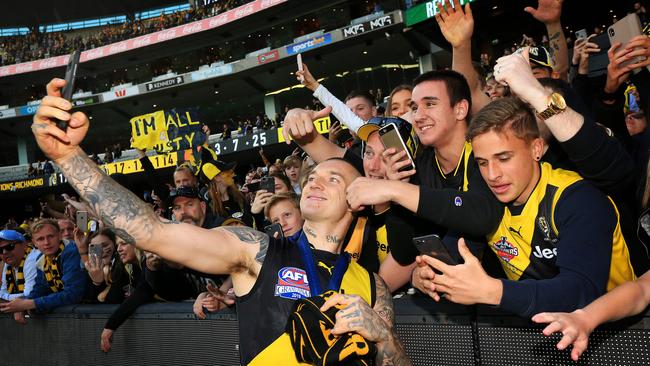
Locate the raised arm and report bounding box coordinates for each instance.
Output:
[525,0,568,80]
[31,78,268,279]
[435,0,490,114]
[281,107,345,163]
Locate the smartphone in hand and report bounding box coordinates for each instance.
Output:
[88,243,103,266]
[264,223,284,239]
[412,234,457,266]
[260,176,275,193]
[608,13,646,71]
[76,210,88,233]
[297,54,304,82]
[379,123,416,172]
[56,50,81,131]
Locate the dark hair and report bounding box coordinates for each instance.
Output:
[90,228,117,246]
[270,172,292,192]
[344,90,376,107]
[413,70,472,113]
[467,97,539,143]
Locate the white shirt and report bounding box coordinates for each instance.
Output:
[0,248,41,300]
[313,85,366,133]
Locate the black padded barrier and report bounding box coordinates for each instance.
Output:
[0,295,648,366]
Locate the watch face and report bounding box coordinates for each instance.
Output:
[550,93,566,109]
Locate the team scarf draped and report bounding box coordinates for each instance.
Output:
[4,246,32,294]
[43,243,66,293]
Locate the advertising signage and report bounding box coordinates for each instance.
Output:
[405,0,475,26]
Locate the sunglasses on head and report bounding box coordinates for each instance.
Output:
[169,186,200,199]
[627,112,645,119]
[0,241,19,253]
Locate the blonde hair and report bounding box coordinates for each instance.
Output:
[30,218,60,235]
[264,192,300,219]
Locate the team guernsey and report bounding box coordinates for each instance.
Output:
[488,162,636,316]
[237,237,375,365]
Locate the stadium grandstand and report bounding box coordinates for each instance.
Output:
[1,0,650,365]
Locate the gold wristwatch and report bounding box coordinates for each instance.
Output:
[536,92,567,120]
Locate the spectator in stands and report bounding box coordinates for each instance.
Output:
[264,192,304,238]
[221,123,231,140]
[173,164,199,188]
[0,219,86,315]
[201,157,253,227]
[57,218,75,242]
[386,85,412,118]
[43,160,54,175]
[413,97,635,317]
[283,155,303,194]
[84,229,122,303]
[104,147,114,164]
[250,172,293,228]
[0,230,41,323]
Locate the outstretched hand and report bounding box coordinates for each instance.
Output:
[532,309,594,361]
[32,78,90,162]
[524,0,563,25]
[281,106,332,144]
[434,0,474,49]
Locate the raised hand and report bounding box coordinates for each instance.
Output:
[434,0,474,49]
[295,63,320,91]
[281,106,332,144]
[31,78,90,162]
[524,0,563,25]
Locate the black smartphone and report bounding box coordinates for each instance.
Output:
[412,234,457,265]
[378,123,415,172]
[56,50,81,131]
[260,176,275,193]
[246,181,261,192]
[264,223,284,239]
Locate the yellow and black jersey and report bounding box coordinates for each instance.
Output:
[488,163,636,316]
[237,235,374,366]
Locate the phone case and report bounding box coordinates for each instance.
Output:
[608,13,645,69]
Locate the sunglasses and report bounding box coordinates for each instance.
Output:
[626,112,645,120]
[0,242,19,253]
[169,186,201,201]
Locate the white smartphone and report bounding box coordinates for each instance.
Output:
[574,29,588,40]
[297,54,304,82]
[608,13,646,71]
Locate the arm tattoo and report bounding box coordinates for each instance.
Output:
[374,274,394,326]
[373,274,411,366]
[548,31,561,59]
[222,226,270,265]
[57,149,160,247]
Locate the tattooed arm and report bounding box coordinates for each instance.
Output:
[31,78,269,286]
[525,0,568,80]
[321,274,412,366]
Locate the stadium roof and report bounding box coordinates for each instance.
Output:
[0,0,183,28]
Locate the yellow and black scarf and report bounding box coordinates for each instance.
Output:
[5,246,32,294]
[286,290,376,366]
[43,243,65,293]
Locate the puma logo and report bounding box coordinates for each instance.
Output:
[318,261,334,275]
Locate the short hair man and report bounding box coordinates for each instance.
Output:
[31,83,410,365]
[0,219,86,315]
[57,218,75,242]
[0,230,41,302]
[413,97,635,317]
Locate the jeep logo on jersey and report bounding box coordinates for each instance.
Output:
[275,267,310,300]
[492,236,518,262]
[533,245,557,259]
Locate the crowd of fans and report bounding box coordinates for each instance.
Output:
[0,0,252,66]
[3,0,650,364]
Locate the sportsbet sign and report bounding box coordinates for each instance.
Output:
[405,0,475,26]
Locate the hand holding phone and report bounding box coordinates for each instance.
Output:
[264,223,284,239]
[608,13,647,71]
[297,54,304,82]
[76,211,88,233]
[56,50,81,131]
[88,243,104,266]
[260,176,275,193]
[412,234,457,266]
[379,123,416,173]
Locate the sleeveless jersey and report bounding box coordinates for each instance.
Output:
[237,237,375,366]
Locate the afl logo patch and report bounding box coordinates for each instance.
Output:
[275,267,311,300]
[454,196,462,207]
